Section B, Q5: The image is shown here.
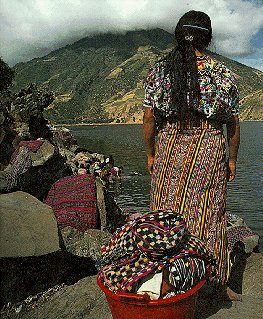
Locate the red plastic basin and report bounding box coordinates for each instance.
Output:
[97,275,205,319]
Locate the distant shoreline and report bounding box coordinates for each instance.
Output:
[54,122,142,127]
[54,119,262,127]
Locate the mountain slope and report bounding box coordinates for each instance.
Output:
[13,29,263,123]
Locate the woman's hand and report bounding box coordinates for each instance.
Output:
[227,159,236,182]
[143,108,156,175]
[147,155,155,175]
[226,115,240,182]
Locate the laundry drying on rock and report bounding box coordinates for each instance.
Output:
[73,152,123,183]
[44,174,98,232]
[226,211,259,253]
[2,139,49,192]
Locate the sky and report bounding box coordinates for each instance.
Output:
[1,0,263,70]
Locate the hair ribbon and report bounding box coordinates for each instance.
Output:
[183,24,209,31]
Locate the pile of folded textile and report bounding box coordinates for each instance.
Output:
[97,211,214,299]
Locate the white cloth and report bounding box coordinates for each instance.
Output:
[136,272,163,300]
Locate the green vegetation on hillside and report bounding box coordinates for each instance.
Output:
[13,29,263,123]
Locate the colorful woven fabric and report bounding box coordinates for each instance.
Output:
[18,140,44,152]
[10,140,44,164]
[168,256,206,295]
[144,55,239,127]
[227,226,254,251]
[5,146,32,191]
[150,119,231,284]
[44,174,98,232]
[98,211,213,293]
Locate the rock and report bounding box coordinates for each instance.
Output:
[196,295,263,319]
[16,143,67,201]
[60,227,85,247]
[30,140,55,166]
[0,91,16,166]
[2,254,262,319]
[195,253,263,319]
[56,147,76,173]
[243,234,260,254]
[242,252,263,297]
[49,126,78,151]
[0,192,96,307]
[61,227,111,261]
[0,250,97,309]
[0,191,60,257]
[5,276,111,319]
[95,178,108,231]
[10,84,54,141]
[226,211,260,254]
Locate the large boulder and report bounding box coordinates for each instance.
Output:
[61,227,111,261]
[1,140,67,200]
[0,191,97,307]
[0,191,60,257]
[10,84,54,142]
[226,212,260,254]
[0,91,16,167]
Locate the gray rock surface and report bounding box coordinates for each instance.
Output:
[61,227,111,261]
[18,146,66,201]
[0,140,67,200]
[0,191,60,257]
[3,276,111,319]
[243,234,260,254]
[10,84,53,142]
[0,90,16,166]
[1,253,262,319]
[30,140,55,166]
[242,251,263,297]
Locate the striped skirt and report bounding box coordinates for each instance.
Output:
[150,120,231,284]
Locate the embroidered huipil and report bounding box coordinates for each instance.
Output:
[144,55,239,126]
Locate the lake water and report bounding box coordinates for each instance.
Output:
[69,122,263,250]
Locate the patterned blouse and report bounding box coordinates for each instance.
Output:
[144,55,239,124]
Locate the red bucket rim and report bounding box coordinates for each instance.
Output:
[96,275,205,305]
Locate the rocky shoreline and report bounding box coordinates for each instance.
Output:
[1,252,262,319]
[55,119,263,128]
[0,83,262,319]
[0,83,126,307]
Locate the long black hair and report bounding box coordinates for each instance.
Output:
[164,11,212,112]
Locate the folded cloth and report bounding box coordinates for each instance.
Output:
[44,174,97,232]
[98,211,214,293]
[10,140,44,164]
[168,257,206,295]
[137,272,163,300]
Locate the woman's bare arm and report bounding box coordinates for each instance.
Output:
[226,115,240,182]
[143,108,156,175]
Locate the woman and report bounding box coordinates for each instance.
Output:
[143,10,240,300]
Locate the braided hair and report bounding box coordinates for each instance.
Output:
[164,11,212,113]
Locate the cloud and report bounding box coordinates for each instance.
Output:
[1,0,263,67]
[234,48,263,71]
